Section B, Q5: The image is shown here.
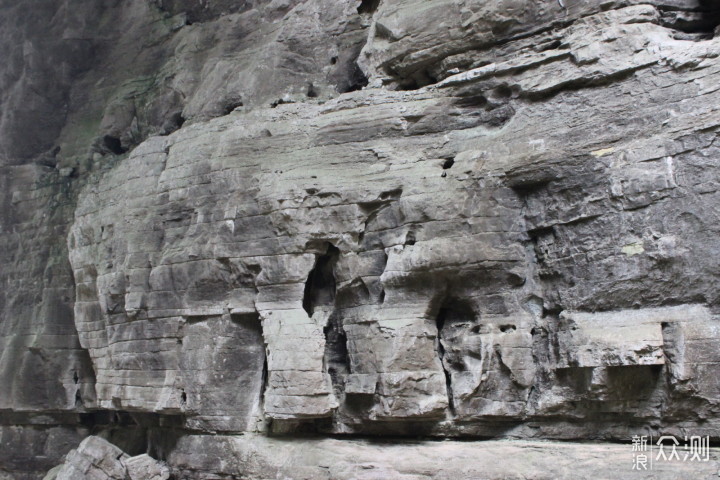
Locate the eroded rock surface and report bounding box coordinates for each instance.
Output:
[2,0,720,478]
[47,436,169,480]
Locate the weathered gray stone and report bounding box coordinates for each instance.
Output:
[165,433,720,480]
[3,0,720,478]
[54,436,129,480]
[49,437,170,480]
[125,454,170,480]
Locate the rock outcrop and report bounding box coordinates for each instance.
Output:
[2,0,720,478]
[45,436,169,480]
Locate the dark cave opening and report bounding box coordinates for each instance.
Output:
[435,297,477,414]
[404,230,416,246]
[306,83,318,98]
[169,112,185,128]
[223,99,243,115]
[329,40,370,94]
[103,135,127,155]
[659,1,720,40]
[339,63,369,93]
[259,356,268,410]
[78,410,186,457]
[161,112,185,135]
[302,243,340,317]
[324,312,350,394]
[357,0,380,15]
[396,69,439,91]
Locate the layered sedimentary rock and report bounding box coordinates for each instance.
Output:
[2,0,720,478]
[42,434,720,480]
[46,436,169,480]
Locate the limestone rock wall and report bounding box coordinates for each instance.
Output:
[2,0,720,478]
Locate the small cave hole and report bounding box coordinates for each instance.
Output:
[396,69,438,90]
[339,63,369,93]
[357,0,380,14]
[330,56,338,65]
[436,297,476,334]
[435,297,477,414]
[302,243,340,317]
[493,84,513,99]
[398,78,420,91]
[103,135,127,155]
[171,112,185,128]
[73,371,79,384]
[379,187,402,200]
[307,83,318,98]
[442,157,455,169]
[223,100,243,115]
[75,389,83,407]
[454,95,488,108]
[660,2,720,40]
[536,39,563,52]
[162,112,185,135]
[180,390,187,404]
[499,324,516,333]
[404,231,416,246]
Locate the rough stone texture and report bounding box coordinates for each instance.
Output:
[2,0,720,478]
[48,436,169,480]
[163,434,720,480]
[54,436,130,480]
[0,423,89,480]
[124,454,170,480]
[39,433,720,480]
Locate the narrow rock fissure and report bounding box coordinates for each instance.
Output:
[435,304,452,415]
[259,355,268,411]
[324,312,350,395]
[434,297,478,417]
[302,243,340,317]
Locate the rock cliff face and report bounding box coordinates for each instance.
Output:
[2,0,720,478]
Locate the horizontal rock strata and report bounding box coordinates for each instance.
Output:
[1,0,720,478]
